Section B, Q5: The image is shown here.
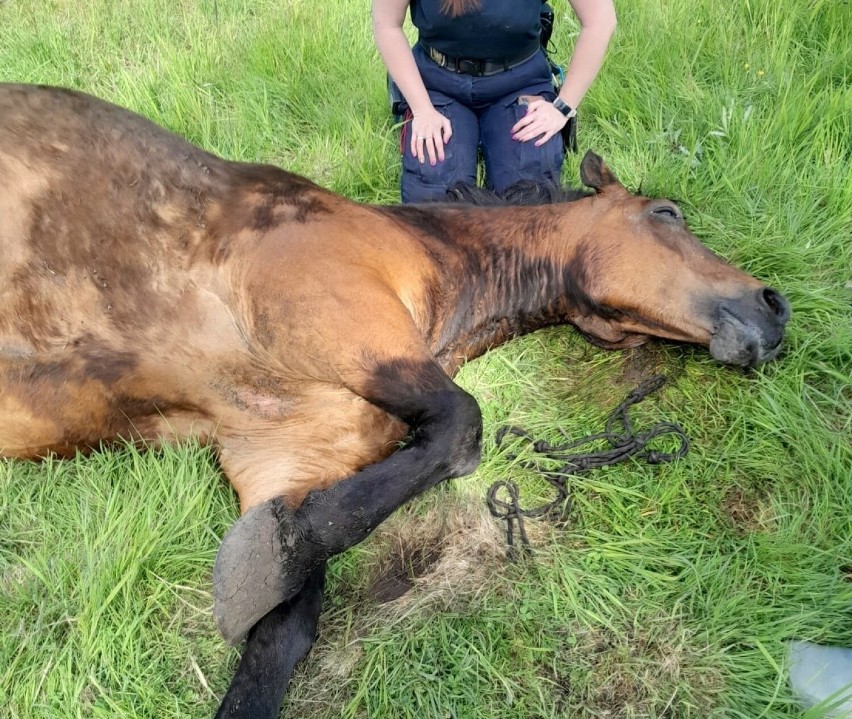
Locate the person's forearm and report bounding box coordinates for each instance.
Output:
[558,26,614,109]
[373,26,433,116]
[559,1,617,111]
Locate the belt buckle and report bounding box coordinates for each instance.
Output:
[459,58,482,75]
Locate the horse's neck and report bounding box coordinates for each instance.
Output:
[423,203,592,371]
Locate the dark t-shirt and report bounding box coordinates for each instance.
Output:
[410,0,542,60]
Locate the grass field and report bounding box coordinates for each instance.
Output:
[1,0,850,717]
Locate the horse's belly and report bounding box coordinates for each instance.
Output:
[216,384,409,512]
[0,346,210,458]
[0,375,103,458]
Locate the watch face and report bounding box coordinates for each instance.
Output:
[554,98,572,116]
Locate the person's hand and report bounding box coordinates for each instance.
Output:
[511,99,570,146]
[410,107,453,165]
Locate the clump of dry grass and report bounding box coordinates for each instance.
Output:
[545,619,725,718]
[293,489,508,691]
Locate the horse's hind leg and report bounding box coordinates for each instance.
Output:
[215,562,327,719]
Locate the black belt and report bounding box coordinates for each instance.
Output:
[422,42,540,77]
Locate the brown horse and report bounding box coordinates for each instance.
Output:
[0,84,789,718]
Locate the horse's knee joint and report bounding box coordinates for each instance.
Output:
[444,391,483,477]
[447,440,481,477]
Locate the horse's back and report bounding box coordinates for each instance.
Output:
[0,85,238,457]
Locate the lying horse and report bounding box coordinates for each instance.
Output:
[0,84,790,718]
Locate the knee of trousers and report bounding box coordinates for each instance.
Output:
[401,149,477,203]
[489,134,565,194]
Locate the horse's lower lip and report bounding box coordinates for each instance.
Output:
[765,336,782,352]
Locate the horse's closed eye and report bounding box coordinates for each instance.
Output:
[652,206,681,220]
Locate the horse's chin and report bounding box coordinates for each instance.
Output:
[709,315,783,367]
[579,330,651,350]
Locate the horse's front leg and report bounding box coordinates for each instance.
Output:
[215,562,327,719]
[213,357,483,644]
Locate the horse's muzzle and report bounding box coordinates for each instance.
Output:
[709,287,791,367]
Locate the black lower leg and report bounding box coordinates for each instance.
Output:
[215,562,327,719]
[298,390,482,553]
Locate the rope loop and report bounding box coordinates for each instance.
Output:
[487,374,688,559]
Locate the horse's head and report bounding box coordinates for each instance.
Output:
[564,151,790,367]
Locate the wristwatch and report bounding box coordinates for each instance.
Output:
[553,97,575,118]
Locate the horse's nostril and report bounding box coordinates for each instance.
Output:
[760,288,791,321]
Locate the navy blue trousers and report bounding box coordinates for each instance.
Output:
[401,44,564,204]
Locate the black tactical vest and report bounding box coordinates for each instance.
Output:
[410,0,542,60]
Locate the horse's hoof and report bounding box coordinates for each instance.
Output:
[212,498,314,645]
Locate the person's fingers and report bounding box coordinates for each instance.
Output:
[534,129,555,146]
[417,134,429,163]
[410,110,451,163]
[518,123,551,143]
[435,131,446,162]
[513,122,541,142]
[511,113,535,135]
[442,116,453,144]
[515,102,568,143]
[512,100,548,132]
[425,136,438,165]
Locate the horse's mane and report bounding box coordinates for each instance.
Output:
[444,180,592,207]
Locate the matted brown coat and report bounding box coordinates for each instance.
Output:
[0,84,790,718]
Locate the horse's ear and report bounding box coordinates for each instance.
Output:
[579,150,621,191]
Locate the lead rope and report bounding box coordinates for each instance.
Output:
[486,375,689,560]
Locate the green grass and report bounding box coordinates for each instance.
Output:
[1,0,850,717]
